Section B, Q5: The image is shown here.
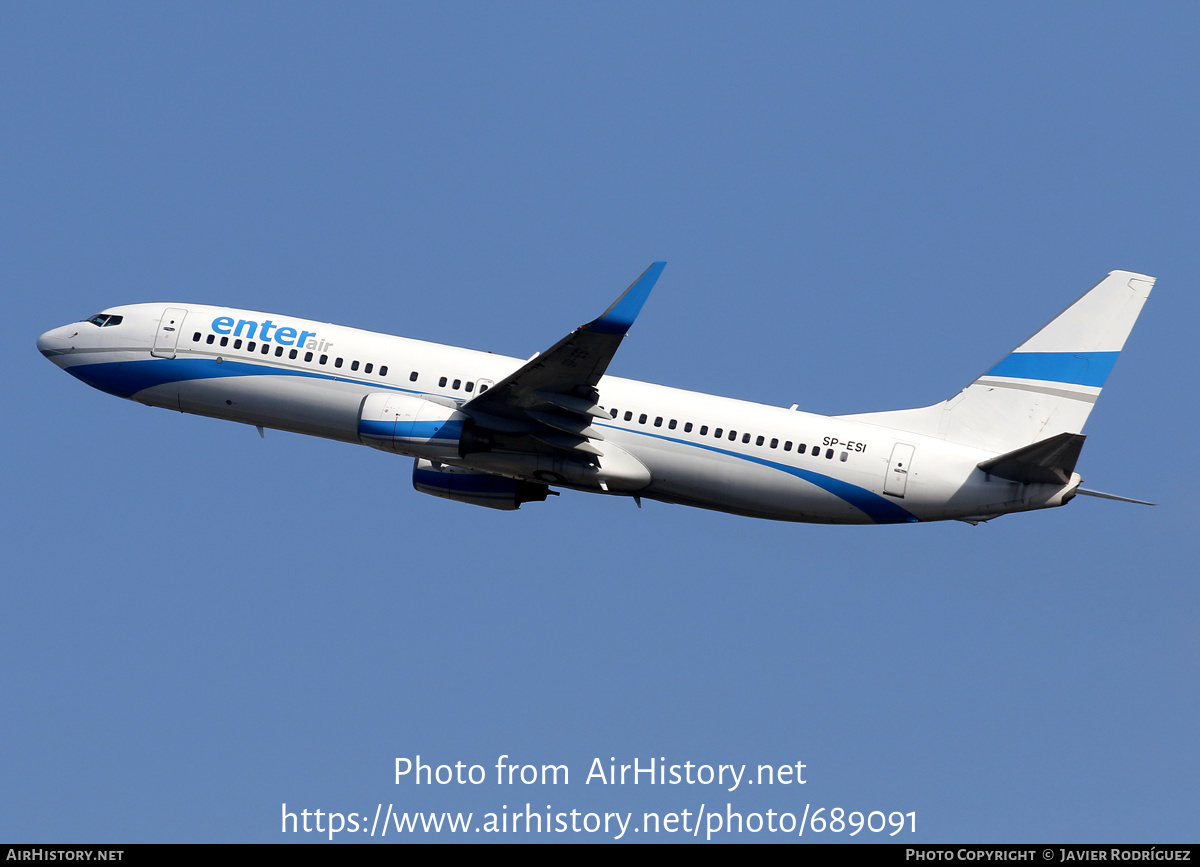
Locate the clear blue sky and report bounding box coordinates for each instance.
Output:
[3,2,1196,842]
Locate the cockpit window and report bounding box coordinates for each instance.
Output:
[84,314,123,327]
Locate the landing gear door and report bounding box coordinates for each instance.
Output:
[151,308,188,359]
[884,443,916,498]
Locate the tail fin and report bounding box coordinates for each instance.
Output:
[840,270,1155,453]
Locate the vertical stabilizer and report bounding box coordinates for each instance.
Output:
[840,271,1154,453]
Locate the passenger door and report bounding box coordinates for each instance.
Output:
[151,308,188,359]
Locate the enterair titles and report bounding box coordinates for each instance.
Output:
[210,315,334,353]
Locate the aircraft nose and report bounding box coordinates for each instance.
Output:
[37,325,75,358]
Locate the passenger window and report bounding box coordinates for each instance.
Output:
[380,366,388,377]
[351,360,360,371]
[700,425,708,436]
[624,411,633,421]
[784,441,792,450]
[409,371,418,382]
[610,408,619,418]
[826,448,834,459]
[714,428,723,438]
[220,336,229,347]
[304,351,313,362]
[840,451,848,462]
[234,339,242,349]
[439,376,447,387]
[638,414,647,424]
[248,341,257,352]
[335,357,343,368]
[478,384,488,393]
[452,379,461,390]
[289,349,298,359]
[770,438,778,449]
[756,435,764,446]
[684,422,693,433]
[669,419,677,430]
[261,344,270,355]
[192,332,201,342]
[365,363,373,374]
[319,354,328,365]
[654,416,663,427]
[729,430,737,441]
[275,346,284,357]
[465,381,473,392]
[206,334,215,344]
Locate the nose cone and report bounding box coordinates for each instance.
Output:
[37,325,76,361]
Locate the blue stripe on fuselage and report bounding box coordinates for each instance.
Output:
[604,426,919,524]
[65,357,412,399]
[68,356,916,523]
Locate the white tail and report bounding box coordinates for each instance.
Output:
[840,270,1155,453]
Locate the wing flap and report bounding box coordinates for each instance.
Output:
[526,410,605,440]
[531,431,604,456]
[533,390,608,418]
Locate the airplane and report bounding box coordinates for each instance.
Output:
[36,263,1154,524]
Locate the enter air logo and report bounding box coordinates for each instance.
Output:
[211,316,333,352]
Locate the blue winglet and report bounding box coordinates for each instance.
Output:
[587,262,666,335]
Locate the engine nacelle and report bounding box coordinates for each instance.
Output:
[412,459,552,511]
[358,392,468,459]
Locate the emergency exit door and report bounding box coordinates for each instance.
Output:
[884,443,916,498]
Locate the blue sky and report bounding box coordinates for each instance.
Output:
[3,3,1197,842]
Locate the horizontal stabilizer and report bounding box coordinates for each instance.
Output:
[1075,488,1156,506]
[977,432,1085,485]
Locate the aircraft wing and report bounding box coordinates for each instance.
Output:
[459,262,666,460]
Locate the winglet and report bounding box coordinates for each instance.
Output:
[586,262,666,335]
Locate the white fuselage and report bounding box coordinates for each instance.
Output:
[37,302,1080,525]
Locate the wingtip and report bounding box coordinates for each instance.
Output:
[588,262,666,335]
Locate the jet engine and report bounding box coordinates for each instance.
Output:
[412,459,553,510]
[358,392,471,459]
